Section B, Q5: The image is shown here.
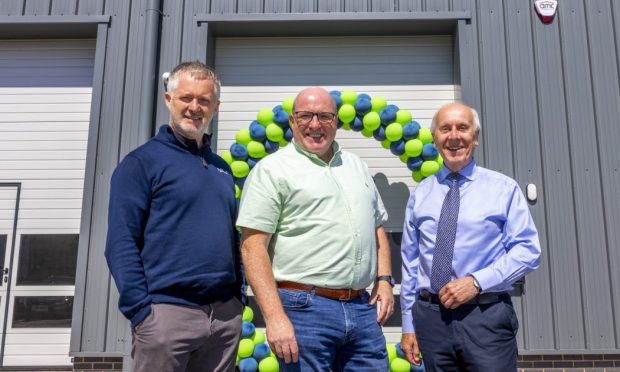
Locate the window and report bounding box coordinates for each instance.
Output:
[12,296,73,328]
[17,234,79,285]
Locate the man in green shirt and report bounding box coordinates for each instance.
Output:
[237,87,395,371]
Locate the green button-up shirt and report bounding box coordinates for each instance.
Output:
[237,141,388,290]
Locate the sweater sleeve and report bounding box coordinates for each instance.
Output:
[104,154,153,328]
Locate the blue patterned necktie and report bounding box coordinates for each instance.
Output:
[430,172,461,293]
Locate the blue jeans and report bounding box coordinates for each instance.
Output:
[278,288,388,372]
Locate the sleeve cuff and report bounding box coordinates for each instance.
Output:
[402,312,416,334]
[472,268,498,293]
[130,304,152,329]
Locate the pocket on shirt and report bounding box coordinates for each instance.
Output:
[278,289,310,309]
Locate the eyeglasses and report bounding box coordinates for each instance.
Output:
[293,111,337,125]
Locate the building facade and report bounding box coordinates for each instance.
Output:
[0,0,619,370]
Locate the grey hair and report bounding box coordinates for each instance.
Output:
[430,102,481,134]
[165,61,221,99]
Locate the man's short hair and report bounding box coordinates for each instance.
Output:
[430,102,481,134]
[166,61,221,99]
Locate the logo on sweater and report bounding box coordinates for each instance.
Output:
[216,167,231,177]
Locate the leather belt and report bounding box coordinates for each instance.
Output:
[277,281,365,301]
[418,290,510,305]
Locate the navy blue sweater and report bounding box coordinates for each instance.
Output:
[105,125,242,327]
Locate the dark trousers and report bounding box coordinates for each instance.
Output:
[414,296,518,372]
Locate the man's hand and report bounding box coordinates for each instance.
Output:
[265,313,299,364]
[438,276,479,309]
[401,333,422,366]
[369,280,395,325]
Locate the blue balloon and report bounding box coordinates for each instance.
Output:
[238,357,258,372]
[421,143,439,160]
[358,93,371,100]
[407,156,424,171]
[272,105,282,113]
[354,97,372,116]
[351,116,364,132]
[235,177,246,189]
[252,343,271,361]
[385,104,400,112]
[373,126,386,141]
[249,122,267,142]
[330,93,343,108]
[284,128,293,141]
[273,110,290,127]
[264,140,279,154]
[247,157,259,169]
[380,107,397,125]
[230,143,248,161]
[241,321,255,338]
[390,140,406,156]
[395,342,405,359]
[329,90,341,96]
[403,122,421,140]
[337,119,344,129]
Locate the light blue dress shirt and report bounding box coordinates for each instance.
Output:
[400,159,541,333]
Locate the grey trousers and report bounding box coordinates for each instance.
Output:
[132,298,243,372]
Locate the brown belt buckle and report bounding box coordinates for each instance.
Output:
[338,288,352,301]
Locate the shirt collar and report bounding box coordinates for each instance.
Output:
[291,140,341,165]
[165,125,211,154]
[437,158,476,182]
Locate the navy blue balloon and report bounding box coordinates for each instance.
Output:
[386,104,400,112]
[421,143,439,160]
[235,177,246,189]
[247,157,259,169]
[358,93,371,100]
[330,93,343,108]
[272,105,282,113]
[380,107,397,125]
[354,97,372,116]
[273,110,290,127]
[241,321,255,338]
[284,128,293,141]
[330,90,341,96]
[264,140,279,154]
[249,122,267,142]
[238,357,258,372]
[351,116,364,132]
[373,126,387,141]
[407,156,424,171]
[390,140,406,156]
[403,122,421,140]
[230,143,248,161]
[252,343,271,361]
[337,119,344,129]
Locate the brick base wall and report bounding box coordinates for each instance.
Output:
[72,357,123,372]
[518,354,620,372]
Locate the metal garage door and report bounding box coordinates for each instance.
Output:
[0,39,94,367]
[215,35,456,342]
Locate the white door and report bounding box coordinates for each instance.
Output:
[214,35,456,342]
[0,184,19,365]
[0,39,94,366]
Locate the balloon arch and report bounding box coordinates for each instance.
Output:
[221,90,442,200]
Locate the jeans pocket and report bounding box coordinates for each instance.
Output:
[278,289,310,309]
[500,300,519,336]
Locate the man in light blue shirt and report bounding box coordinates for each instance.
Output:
[400,102,541,371]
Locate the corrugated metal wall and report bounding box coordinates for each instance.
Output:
[3,0,619,357]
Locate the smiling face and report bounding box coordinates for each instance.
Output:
[290,88,338,163]
[164,72,220,145]
[432,103,479,172]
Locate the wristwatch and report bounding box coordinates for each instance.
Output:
[376,275,396,287]
[470,275,481,293]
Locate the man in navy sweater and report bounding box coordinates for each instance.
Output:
[105,61,243,372]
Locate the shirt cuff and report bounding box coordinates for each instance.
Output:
[402,312,416,334]
[471,268,498,292]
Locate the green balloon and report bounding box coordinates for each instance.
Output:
[341,122,351,131]
[405,139,423,157]
[381,139,391,149]
[412,170,424,183]
[242,306,254,322]
[421,160,440,177]
[399,154,408,163]
[220,150,233,165]
[436,154,444,167]
[252,330,265,345]
[236,129,252,145]
[390,357,411,372]
[396,110,413,125]
[266,123,284,142]
[386,344,397,363]
[279,139,289,147]
[361,128,374,138]
[418,127,433,144]
[247,141,266,158]
[282,97,294,114]
[362,112,381,131]
[371,96,387,113]
[238,338,255,358]
[236,354,240,366]
[340,90,358,105]
[235,184,241,199]
[385,123,403,142]
[258,356,279,372]
[231,161,250,179]
[338,104,356,123]
[257,109,274,125]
